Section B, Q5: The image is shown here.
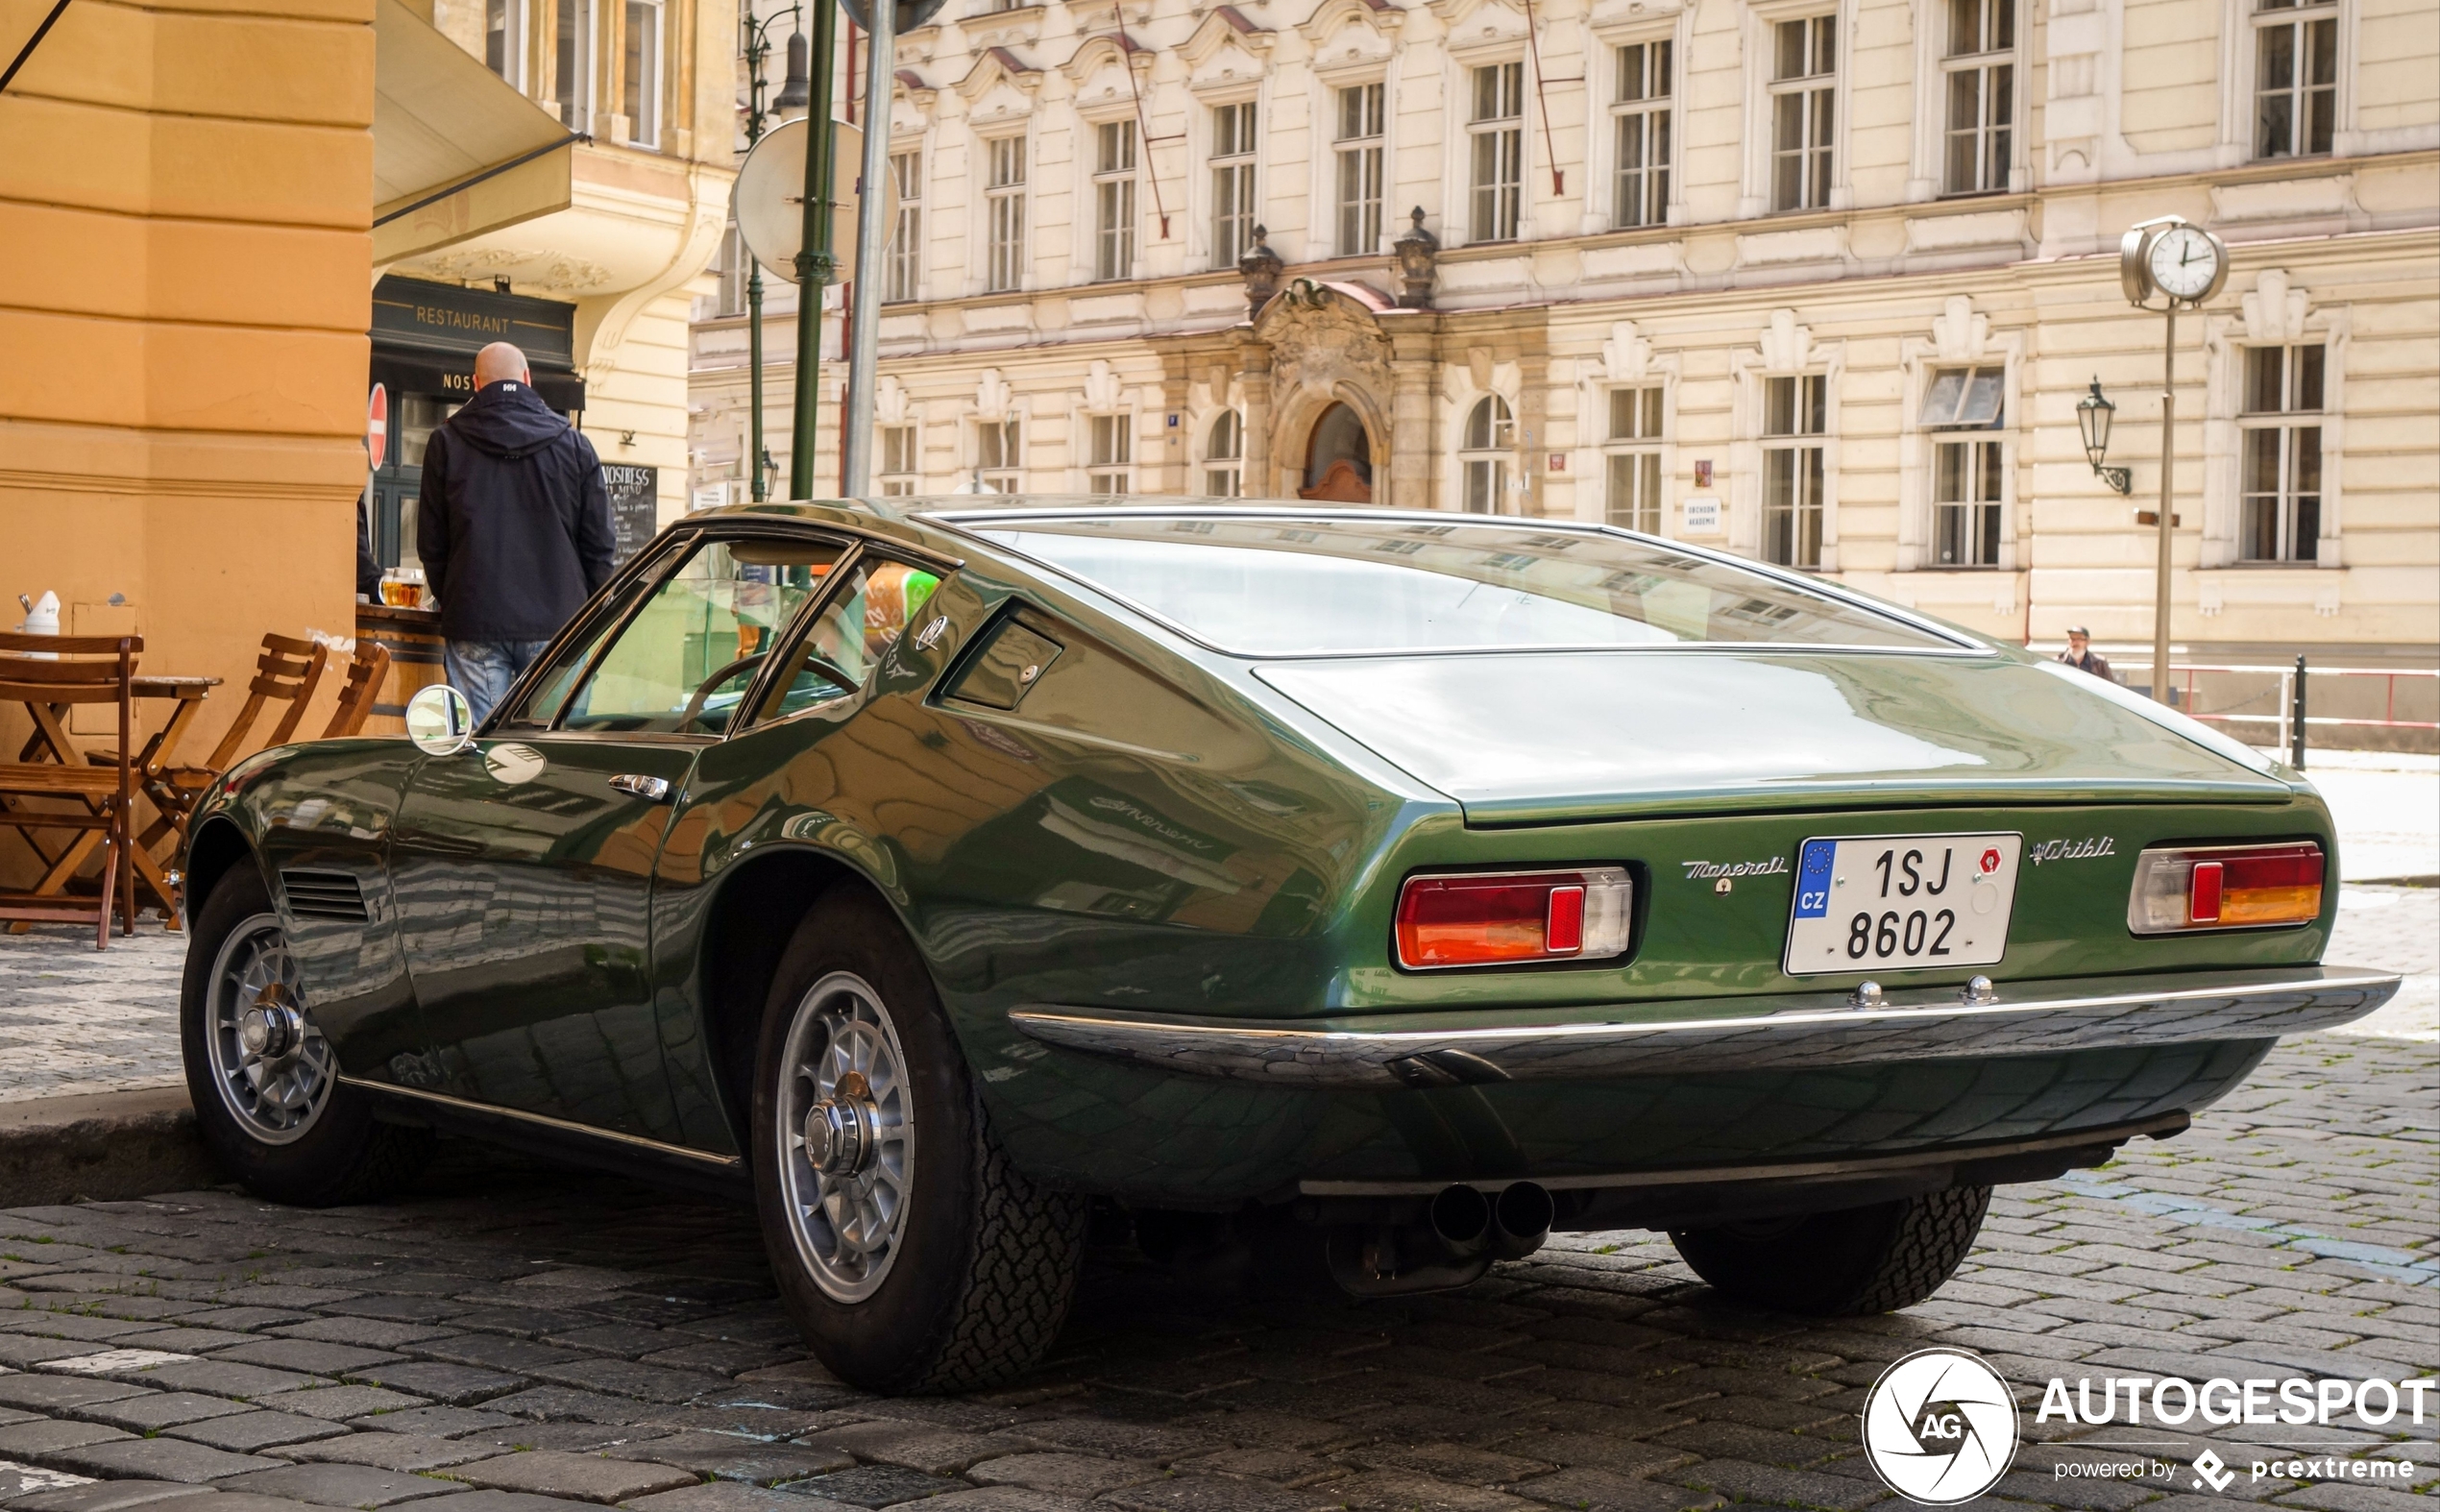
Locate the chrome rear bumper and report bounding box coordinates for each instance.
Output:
[1007,964,2399,1089]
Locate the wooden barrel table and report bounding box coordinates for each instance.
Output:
[352,603,445,737]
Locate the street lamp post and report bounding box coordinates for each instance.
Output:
[2117,215,2229,707]
[838,0,895,496]
[738,2,804,501]
[2075,378,2131,497]
[788,0,841,500]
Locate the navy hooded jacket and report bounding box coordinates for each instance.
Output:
[416,379,618,642]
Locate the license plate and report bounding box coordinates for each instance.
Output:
[1785,833,2022,976]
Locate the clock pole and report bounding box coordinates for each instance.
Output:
[2153,300,2176,712]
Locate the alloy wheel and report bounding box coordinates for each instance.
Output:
[204,913,335,1144]
[775,970,916,1302]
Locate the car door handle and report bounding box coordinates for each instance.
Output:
[608,774,672,802]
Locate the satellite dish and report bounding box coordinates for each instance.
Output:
[733,116,899,282]
[838,0,948,31]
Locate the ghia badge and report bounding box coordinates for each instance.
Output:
[1681,857,1790,882]
[2027,837,2117,866]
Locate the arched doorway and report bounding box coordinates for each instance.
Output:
[1299,402,1372,502]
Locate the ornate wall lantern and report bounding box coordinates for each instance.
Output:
[1391,208,1438,309]
[2077,378,2131,495]
[1237,226,1283,320]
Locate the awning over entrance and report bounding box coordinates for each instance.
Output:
[372,0,580,264]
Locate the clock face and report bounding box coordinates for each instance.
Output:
[2147,226,2222,301]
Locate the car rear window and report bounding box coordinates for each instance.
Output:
[964,514,1957,656]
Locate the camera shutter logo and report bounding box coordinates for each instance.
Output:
[1862,1348,2020,1504]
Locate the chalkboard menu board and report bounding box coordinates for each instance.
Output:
[603,465,659,565]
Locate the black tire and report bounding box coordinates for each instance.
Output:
[1671,1184,1991,1315]
[181,866,433,1206]
[752,888,1086,1394]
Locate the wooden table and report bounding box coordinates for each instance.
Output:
[9,673,219,928]
[354,603,444,738]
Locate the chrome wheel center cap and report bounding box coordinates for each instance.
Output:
[239,987,305,1064]
[804,1074,881,1179]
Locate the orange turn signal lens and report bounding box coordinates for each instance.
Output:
[2128,841,2325,935]
[1395,867,1632,970]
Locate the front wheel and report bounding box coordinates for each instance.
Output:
[180,866,431,1205]
[1671,1185,1991,1315]
[752,890,1086,1394]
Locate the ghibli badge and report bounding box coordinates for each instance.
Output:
[2028,837,2117,866]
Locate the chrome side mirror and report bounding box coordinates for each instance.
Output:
[404,684,476,755]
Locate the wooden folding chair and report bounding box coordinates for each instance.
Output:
[322,643,392,738]
[0,632,139,949]
[134,631,329,846]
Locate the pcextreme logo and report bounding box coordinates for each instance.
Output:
[1861,1348,2020,1504]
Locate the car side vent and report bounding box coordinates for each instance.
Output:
[281,869,368,923]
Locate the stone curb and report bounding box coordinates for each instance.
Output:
[0,1085,217,1205]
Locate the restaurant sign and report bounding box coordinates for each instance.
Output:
[371,276,576,368]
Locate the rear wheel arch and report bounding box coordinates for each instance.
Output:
[695,845,920,1160]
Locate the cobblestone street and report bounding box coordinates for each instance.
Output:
[0,1029,2432,1512]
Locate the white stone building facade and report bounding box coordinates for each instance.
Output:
[690,0,2439,667]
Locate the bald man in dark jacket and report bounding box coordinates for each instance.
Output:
[417,341,616,721]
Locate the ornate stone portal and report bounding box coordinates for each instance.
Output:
[1242,279,1404,505]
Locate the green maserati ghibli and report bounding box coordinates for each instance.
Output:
[180,499,2394,1392]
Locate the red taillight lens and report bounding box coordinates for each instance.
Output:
[2129,841,2324,934]
[1395,868,1632,969]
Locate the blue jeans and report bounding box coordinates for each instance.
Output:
[444,639,552,725]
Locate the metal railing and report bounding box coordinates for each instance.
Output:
[2172,660,2440,767]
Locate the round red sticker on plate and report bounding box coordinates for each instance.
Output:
[1981,848,2002,873]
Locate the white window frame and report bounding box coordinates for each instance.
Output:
[2216,0,2367,163]
[886,147,924,303]
[1332,82,1386,257]
[974,415,1022,493]
[983,133,1028,294]
[1760,375,1829,568]
[1203,409,1243,497]
[1738,0,1849,218]
[1609,39,1673,229]
[621,0,661,147]
[1934,0,2017,195]
[2234,344,2329,563]
[1897,329,2025,574]
[1208,99,1259,269]
[1084,411,1135,494]
[1090,118,1138,282]
[487,0,525,87]
[1458,393,1517,514]
[553,0,594,130]
[2251,0,2340,159]
[879,424,920,496]
[1466,60,1525,244]
[1600,385,1668,532]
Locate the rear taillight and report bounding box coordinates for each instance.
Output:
[1395,867,1633,969]
[2128,841,2325,934]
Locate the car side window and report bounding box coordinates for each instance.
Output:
[498,549,678,731]
[556,537,845,736]
[749,558,942,726]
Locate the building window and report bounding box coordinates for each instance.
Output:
[1763,374,1827,567]
[1087,414,1133,494]
[553,0,592,128]
[1769,16,1836,211]
[1604,386,1664,532]
[1469,62,1525,243]
[1211,102,1257,268]
[976,417,1020,493]
[1334,84,1385,256]
[1921,365,2004,567]
[714,221,746,317]
[879,426,918,497]
[1460,395,1514,513]
[886,150,922,303]
[985,135,1026,293]
[486,0,523,85]
[1612,42,1672,229]
[1093,121,1137,281]
[1204,410,1243,497]
[2255,0,2337,159]
[2240,345,2324,562]
[622,0,660,144]
[1941,0,2012,194]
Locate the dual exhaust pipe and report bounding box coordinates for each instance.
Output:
[1428,1181,1555,1262]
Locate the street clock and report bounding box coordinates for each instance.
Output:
[2120,218,2229,306]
